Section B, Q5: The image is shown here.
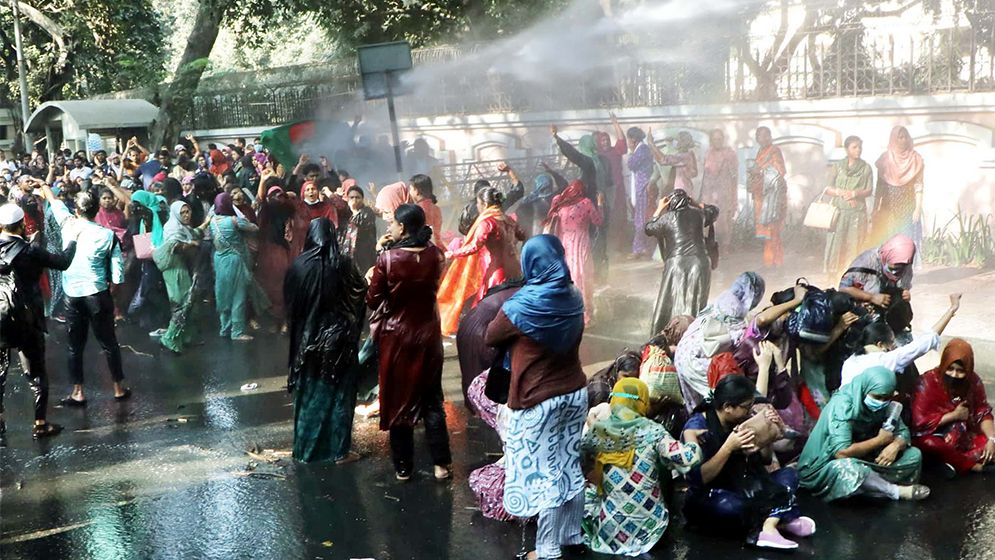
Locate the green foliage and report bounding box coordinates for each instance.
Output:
[922,208,995,267]
[0,0,166,110]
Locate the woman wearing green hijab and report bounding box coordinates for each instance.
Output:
[581,377,702,556]
[798,365,928,501]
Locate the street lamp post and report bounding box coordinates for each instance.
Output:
[9,0,31,149]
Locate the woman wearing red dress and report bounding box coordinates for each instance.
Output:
[437,187,525,335]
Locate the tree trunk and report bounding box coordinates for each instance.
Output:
[149,0,223,150]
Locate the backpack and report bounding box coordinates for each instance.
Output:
[786,280,834,343]
[0,240,27,348]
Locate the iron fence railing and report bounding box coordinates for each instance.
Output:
[184,17,995,129]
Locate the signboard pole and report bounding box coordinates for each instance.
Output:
[385,71,404,178]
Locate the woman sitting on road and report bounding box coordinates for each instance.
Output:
[798,366,928,502]
[682,375,814,551]
[912,338,995,477]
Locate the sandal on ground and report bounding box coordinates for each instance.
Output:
[58,396,87,408]
[32,422,63,440]
[434,465,452,480]
[334,451,362,465]
[114,388,133,401]
[898,484,931,501]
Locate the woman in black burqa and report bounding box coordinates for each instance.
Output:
[285,217,367,463]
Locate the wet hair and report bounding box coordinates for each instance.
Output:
[300,163,321,177]
[409,174,437,204]
[645,334,669,350]
[75,191,100,219]
[616,352,642,375]
[347,185,364,198]
[712,375,756,409]
[844,135,862,148]
[338,169,351,180]
[858,322,895,354]
[473,179,491,194]
[393,203,432,244]
[477,186,505,208]
[626,126,646,142]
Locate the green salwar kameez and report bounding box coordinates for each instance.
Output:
[823,158,871,275]
[211,216,258,338]
[798,367,922,501]
[292,356,359,462]
[153,202,202,353]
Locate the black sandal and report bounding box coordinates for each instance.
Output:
[59,396,87,408]
[114,388,132,401]
[32,423,63,439]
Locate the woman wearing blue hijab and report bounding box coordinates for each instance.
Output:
[486,234,588,560]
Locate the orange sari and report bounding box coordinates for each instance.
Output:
[437,206,504,335]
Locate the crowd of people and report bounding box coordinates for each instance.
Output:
[0,114,987,560]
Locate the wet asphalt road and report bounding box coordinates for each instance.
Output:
[1,317,994,560]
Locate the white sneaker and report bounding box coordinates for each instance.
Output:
[148,328,167,337]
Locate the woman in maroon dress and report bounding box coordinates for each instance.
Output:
[366,203,452,481]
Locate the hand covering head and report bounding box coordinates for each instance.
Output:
[668,188,691,211]
[715,272,765,318]
[500,234,584,354]
[879,234,916,279]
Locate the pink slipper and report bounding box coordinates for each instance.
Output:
[756,529,799,550]
[781,516,817,537]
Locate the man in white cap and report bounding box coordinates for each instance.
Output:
[38,181,130,407]
[0,202,77,444]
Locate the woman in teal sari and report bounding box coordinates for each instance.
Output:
[798,366,929,502]
[153,201,207,353]
[210,192,259,341]
[285,218,366,463]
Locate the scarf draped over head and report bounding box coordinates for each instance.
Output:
[663,315,694,347]
[375,181,411,216]
[500,234,585,354]
[714,272,765,319]
[284,218,365,390]
[832,365,896,434]
[341,178,357,190]
[437,205,506,335]
[130,190,164,246]
[578,134,606,186]
[162,201,194,243]
[544,180,586,225]
[879,233,916,271]
[913,338,992,435]
[588,378,668,492]
[876,126,924,187]
[213,192,236,217]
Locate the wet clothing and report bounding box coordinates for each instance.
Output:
[628,142,655,256]
[456,282,521,406]
[367,242,451,471]
[417,199,443,247]
[683,411,801,537]
[456,182,525,236]
[912,340,994,474]
[467,370,516,521]
[824,159,871,274]
[344,206,377,274]
[154,202,202,353]
[798,367,922,501]
[210,216,259,338]
[547,183,602,323]
[700,146,738,243]
[645,201,718,337]
[286,219,366,462]
[582,379,701,556]
[256,197,299,321]
[749,144,787,267]
[0,233,75,421]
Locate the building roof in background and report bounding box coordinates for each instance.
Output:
[25,99,159,132]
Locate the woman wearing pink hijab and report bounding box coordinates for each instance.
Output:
[874,126,924,247]
[374,181,411,222]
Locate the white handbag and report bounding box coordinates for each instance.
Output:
[803,190,840,231]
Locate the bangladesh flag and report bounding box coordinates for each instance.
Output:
[259,121,316,169]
